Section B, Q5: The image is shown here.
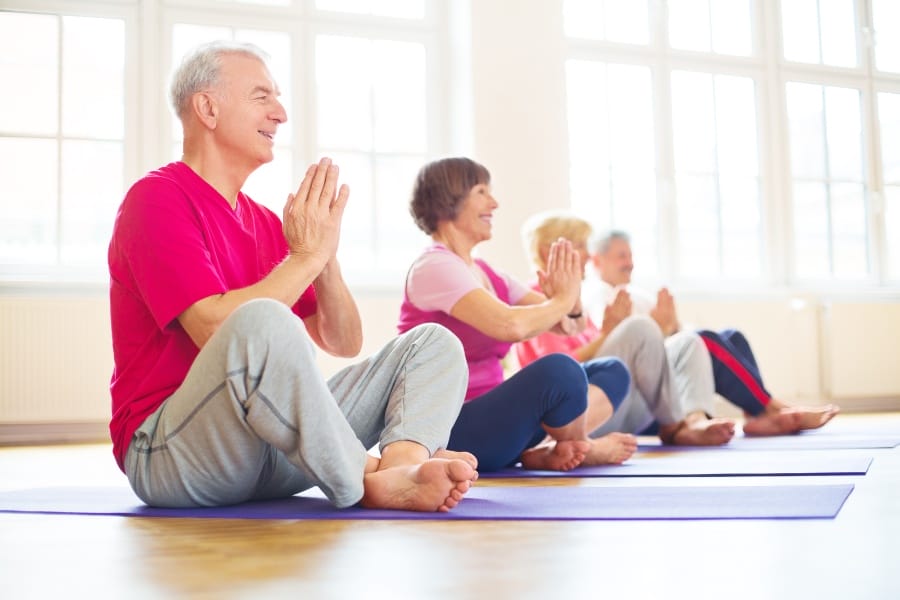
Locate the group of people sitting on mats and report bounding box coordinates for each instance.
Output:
[107,40,840,514]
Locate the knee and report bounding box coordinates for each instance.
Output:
[224,299,303,342]
[532,353,589,397]
[620,315,665,343]
[585,358,631,407]
[403,323,466,369]
[405,323,464,355]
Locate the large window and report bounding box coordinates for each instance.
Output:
[0,0,442,285]
[564,0,900,288]
[0,11,125,280]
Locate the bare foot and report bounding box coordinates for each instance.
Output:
[360,458,477,513]
[664,417,735,446]
[584,432,637,465]
[520,439,590,471]
[744,404,840,436]
[434,448,479,471]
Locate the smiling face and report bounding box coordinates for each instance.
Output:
[592,236,634,286]
[452,182,498,245]
[211,52,287,170]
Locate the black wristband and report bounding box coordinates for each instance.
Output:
[567,311,583,319]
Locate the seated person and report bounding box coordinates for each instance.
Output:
[398,157,645,472]
[515,212,734,445]
[584,229,839,435]
[107,41,476,513]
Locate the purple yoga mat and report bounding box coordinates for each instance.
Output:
[482,450,872,478]
[0,483,854,520]
[639,432,900,451]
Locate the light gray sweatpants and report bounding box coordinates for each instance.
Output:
[587,316,714,437]
[125,298,467,509]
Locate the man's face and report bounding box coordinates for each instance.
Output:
[592,237,633,286]
[212,53,287,170]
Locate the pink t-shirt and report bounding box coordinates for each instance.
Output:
[397,244,529,400]
[107,162,317,471]
[514,282,600,367]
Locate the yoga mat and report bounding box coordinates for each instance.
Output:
[639,432,900,451]
[482,450,872,478]
[0,483,854,520]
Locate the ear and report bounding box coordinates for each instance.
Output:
[191,91,219,130]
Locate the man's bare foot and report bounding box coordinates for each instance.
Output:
[434,448,479,471]
[520,439,590,471]
[743,404,840,436]
[583,432,637,465]
[663,416,735,446]
[360,458,476,513]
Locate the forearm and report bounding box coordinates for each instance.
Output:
[179,253,326,348]
[306,260,362,357]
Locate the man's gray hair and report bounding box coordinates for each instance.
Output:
[169,40,270,122]
[590,229,631,255]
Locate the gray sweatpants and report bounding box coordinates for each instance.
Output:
[125,298,467,509]
[588,316,714,437]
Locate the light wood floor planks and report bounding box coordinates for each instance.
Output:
[1,412,899,599]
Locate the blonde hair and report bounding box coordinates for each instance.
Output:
[521,211,593,271]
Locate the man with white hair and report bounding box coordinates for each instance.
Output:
[585,230,839,435]
[107,41,476,512]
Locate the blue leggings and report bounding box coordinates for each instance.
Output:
[697,328,771,416]
[447,353,588,471]
[583,356,630,410]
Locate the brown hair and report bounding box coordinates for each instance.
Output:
[410,157,491,234]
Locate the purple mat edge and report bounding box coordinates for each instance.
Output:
[481,455,873,479]
[0,483,856,521]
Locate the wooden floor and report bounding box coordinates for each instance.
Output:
[1,412,899,599]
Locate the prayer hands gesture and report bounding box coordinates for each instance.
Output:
[601,287,632,335]
[538,238,582,311]
[650,287,680,336]
[283,157,349,269]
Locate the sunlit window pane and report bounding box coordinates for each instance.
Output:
[333,151,375,272]
[879,93,900,279]
[373,41,426,153]
[563,0,649,44]
[0,138,58,265]
[819,0,857,67]
[720,176,761,278]
[62,17,124,139]
[669,0,751,56]
[676,174,719,278]
[825,87,862,181]
[885,186,900,280]
[787,82,867,280]
[374,155,428,269]
[793,181,830,278]
[830,183,868,278]
[317,36,374,151]
[60,140,122,267]
[782,0,857,67]
[566,60,657,275]
[878,93,900,183]
[872,0,900,73]
[316,0,425,19]
[0,12,58,136]
[786,83,827,179]
[672,71,716,173]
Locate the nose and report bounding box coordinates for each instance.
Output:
[272,98,288,124]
